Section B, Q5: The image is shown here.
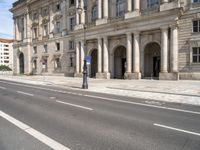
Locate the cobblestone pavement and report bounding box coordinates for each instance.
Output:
[0,75,200,106]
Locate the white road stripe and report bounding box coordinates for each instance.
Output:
[0,86,6,90]
[1,80,200,115]
[0,110,71,150]
[17,91,34,97]
[154,123,200,137]
[56,100,93,111]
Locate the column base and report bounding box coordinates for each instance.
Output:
[96,18,108,26]
[159,72,179,80]
[74,24,84,30]
[96,72,110,79]
[74,73,83,78]
[125,72,141,80]
[125,10,140,19]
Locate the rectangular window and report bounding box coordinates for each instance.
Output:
[33,28,37,39]
[44,45,48,53]
[56,42,60,51]
[33,46,37,54]
[193,0,200,3]
[56,22,61,33]
[56,3,60,11]
[70,17,75,31]
[43,24,48,36]
[55,58,61,69]
[33,60,37,70]
[42,59,48,72]
[193,20,200,33]
[69,40,74,49]
[69,0,75,7]
[33,12,38,20]
[147,0,159,8]
[192,47,200,63]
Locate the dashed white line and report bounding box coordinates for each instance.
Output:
[1,80,200,115]
[56,100,93,111]
[16,91,34,97]
[0,110,71,150]
[0,86,6,90]
[154,123,200,137]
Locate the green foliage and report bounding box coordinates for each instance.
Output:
[0,65,12,71]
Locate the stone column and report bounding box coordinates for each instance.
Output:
[80,0,85,24]
[80,40,85,73]
[161,27,168,73]
[98,38,102,73]
[76,0,80,25]
[134,0,140,11]
[98,0,102,19]
[133,31,140,73]
[171,25,178,73]
[127,0,132,12]
[24,14,27,39]
[126,33,132,73]
[76,41,80,73]
[103,36,110,79]
[103,0,108,18]
[14,18,17,40]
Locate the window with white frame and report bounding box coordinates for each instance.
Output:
[43,24,48,36]
[69,40,74,49]
[91,5,97,22]
[116,0,125,17]
[55,21,61,33]
[44,44,48,53]
[192,47,200,63]
[193,20,200,33]
[193,0,200,3]
[147,0,159,8]
[33,27,37,39]
[69,17,75,31]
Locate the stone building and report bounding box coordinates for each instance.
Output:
[11,0,200,80]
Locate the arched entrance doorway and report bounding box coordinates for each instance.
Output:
[90,49,97,78]
[114,46,126,79]
[19,53,24,74]
[144,42,160,78]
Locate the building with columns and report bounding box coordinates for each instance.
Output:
[11,0,200,80]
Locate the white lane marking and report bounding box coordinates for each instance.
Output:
[1,80,200,115]
[0,86,6,90]
[83,95,200,115]
[17,91,34,97]
[0,110,71,150]
[56,100,93,111]
[154,123,200,137]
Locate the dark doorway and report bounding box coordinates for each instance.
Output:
[19,53,24,74]
[144,42,161,78]
[153,56,160,77]
[121,58,126,79]
[90,49,97,78]
[114,46,126,79]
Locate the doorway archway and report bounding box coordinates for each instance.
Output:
[19,53,24,74]
[114,46,126,79]
[144,42,160,78]
[90,49,97,78]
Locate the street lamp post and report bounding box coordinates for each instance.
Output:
[77,1,88,89]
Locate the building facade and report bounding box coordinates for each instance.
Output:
[11,0,200,79]
[0,38,14,69]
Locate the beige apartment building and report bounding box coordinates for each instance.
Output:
[11,0,200,80]
[0,38,14,69]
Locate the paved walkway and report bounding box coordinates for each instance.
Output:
[0,75,200,106]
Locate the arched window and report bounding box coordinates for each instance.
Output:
[91,5,97,22]
[116,0,125,17]
[147,0,159,8]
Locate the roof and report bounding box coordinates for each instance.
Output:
[0,38,14,43]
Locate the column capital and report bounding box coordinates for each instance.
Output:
[160,25,169,30]
[133,31,140,36]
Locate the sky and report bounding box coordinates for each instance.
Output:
[0,0,16,39]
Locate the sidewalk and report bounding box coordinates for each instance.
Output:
[0,75,200,106]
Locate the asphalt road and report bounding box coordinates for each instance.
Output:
[0,79,200,150]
